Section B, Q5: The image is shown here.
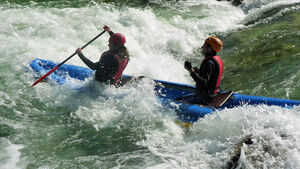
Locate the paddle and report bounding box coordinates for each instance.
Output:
[31,30,106,87]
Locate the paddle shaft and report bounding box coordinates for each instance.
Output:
[31,30,106,87]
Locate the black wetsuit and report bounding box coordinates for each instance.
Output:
[78,51,119,84]
[78,31,122,84]
[189,56,220,104]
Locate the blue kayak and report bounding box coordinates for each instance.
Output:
[29,58,300,124]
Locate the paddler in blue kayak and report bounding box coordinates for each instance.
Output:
[75,25,130,86]
[184,37,224,105]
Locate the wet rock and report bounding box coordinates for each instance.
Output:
[0,124,15,137]
[225,135,253,169]
[217,0,244,6]
[232,0,243,6]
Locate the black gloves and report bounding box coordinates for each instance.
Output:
[184,61,192,70]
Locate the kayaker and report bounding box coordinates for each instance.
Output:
[75,25,130,86]
[184,36,223,105]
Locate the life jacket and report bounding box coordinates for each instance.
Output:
[200,55,223,94]
[112,54,129,84]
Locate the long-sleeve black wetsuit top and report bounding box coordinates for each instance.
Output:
[78,31,121,83]
[78,51,119,83]
[190,58,219,97]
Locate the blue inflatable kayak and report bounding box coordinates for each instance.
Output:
[29,58,300,124]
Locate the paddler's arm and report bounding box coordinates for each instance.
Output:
[76,48,99,70]
[191,61,215,87]
[103,25,114,36]
[190,69,207,87]
[184,60,214,87]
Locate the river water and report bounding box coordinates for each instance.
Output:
[0,0,300,168]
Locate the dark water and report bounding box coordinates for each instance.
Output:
[222,7,300,99]
[0,0,299,168]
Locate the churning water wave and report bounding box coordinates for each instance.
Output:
[0,0,299,168]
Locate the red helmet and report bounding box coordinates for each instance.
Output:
[109,33,126,45]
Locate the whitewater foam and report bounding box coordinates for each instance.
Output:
[0,139,24,169]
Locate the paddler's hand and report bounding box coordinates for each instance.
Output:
[75,48,82,55]
[184,61,192,70]
[184,61,194,73]
[103,25,111,32]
